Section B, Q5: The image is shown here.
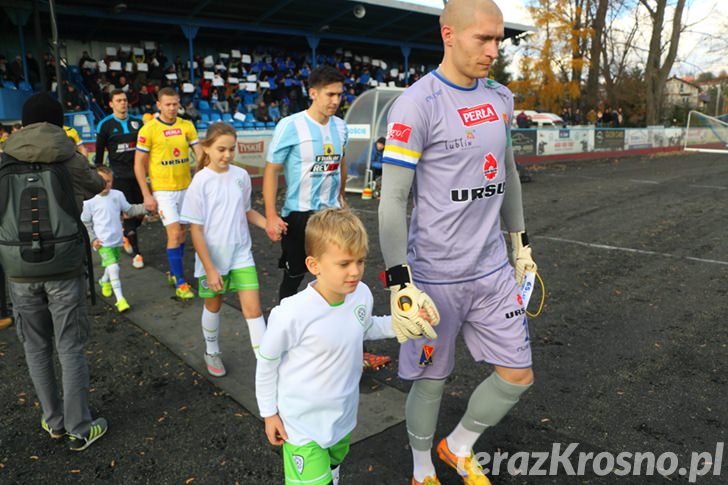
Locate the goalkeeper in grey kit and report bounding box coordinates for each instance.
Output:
[378,0,538,484]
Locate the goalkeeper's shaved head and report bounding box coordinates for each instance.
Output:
[440,0,503,31]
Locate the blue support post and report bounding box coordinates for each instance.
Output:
[180,25,199,85]
[401,46,411,86]
[6,8,32,86]
[306,34,320,68]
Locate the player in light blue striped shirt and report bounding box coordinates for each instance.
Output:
[263,66,349,301]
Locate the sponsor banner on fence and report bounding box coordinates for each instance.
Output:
[347,124,371,140]
[233,133,272,168]
[512,130,537,157]
[626,129,652,149]
[594,129,626,151]
[537,128,593,155]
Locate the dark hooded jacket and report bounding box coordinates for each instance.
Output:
[3,122,105,282]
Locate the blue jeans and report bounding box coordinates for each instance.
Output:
[10,275,93,437]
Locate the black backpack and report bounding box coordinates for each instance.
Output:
[0,153,95,302]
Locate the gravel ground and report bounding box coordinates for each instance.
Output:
[1,151,726,484]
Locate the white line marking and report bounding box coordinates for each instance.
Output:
[628,179,660,184]
[688,184,728,190]
[537,235,728,267]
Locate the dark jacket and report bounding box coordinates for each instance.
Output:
[3,123,105,282]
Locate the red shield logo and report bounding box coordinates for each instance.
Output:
[483,153,498,180]
[517,294,524,307]
[173,148,181,157]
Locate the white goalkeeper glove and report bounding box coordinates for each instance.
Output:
[509,231,537,286]
[384,264,440,343]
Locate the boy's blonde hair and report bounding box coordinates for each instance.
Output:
[95,165,112,176]
[305,208,368,259]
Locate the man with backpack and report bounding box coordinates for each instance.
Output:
[0,93,108,451]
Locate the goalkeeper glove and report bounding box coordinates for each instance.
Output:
[384,264,440,343]
[509,231,537,286]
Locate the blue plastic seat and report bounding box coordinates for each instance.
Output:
[200,113,210,123]
[243,122,254,130]
[2,80,17,89]
[222,113,233,123]
[196,121,209,131]
[198,100,211,110]
[266,121,276,129]
[233,120,244,129]
[254,121,266,130]
[18,81,33,91]
[210,112,222,122]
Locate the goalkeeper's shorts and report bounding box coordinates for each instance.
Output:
[398,262,532,380]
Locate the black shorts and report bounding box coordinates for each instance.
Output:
[279,211,313,277]
[112,177,143,205]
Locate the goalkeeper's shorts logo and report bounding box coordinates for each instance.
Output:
[419,344,434,367]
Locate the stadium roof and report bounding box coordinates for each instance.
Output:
[2,0,533,57]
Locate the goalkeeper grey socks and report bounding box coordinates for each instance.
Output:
[406,378,446,450]
[407,378,446,481]
[447,372,532,456]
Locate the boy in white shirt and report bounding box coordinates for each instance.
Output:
[81,166,145,312]
[256,208,436,485]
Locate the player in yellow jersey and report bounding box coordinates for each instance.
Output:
[134,87,203,300]
[64,125,89,158]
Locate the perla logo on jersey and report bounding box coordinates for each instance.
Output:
[457,103,499,127]
[163,128,183,137]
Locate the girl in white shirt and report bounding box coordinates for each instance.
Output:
[180,122,271,377]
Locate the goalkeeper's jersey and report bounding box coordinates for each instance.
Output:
[136,117,199,191]
[266,111,348,217]
[95,114,143,179]
[383,71,514,284]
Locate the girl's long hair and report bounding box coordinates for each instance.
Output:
[197,121,237,172]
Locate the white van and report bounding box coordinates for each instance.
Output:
[516,110,565,128]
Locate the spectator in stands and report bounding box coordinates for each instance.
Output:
[44,53,56,91]
[255,101,271,123]
[612,107,622,127]
[0,55,7,82]
[210,87,229,113]
[138,85,156,113]
[79,51,95,68]
[64,82,85,112]
[600,108,610,126]
[586,108,597,125]
[370,136,385,180]
[126,87,140,115]
[11,123,22,134]
[0,124,8,151]
[9,56,24,85]
[572,108,582,125]
[183,100,200,124]
[268,100,281,122]
[516,111,530,128]
[26,52,41,89]
[279,99,290,118]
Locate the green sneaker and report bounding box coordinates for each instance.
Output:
[41,418,66,439]
[115,298,130,313]
[166,271,177,287]
[99,279,112,298]
[175,283,194,300]
[68,417,107,451]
